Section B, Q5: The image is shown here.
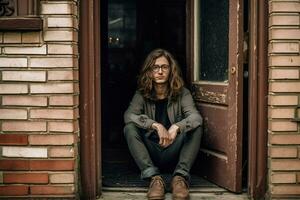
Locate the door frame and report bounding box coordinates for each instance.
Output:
[79,0,268,198]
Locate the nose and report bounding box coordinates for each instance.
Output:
[158,67,163,73]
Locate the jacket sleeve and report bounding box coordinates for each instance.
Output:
[124,91,156,129]
[175,88,203,134]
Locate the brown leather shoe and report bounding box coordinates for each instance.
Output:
[147,175,165,200]
[171,175,189,200]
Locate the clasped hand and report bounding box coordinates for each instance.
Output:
[151,123,180,148]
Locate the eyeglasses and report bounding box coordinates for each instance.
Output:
[151,64,170,72]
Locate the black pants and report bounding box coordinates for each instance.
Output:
[124,123,202,180]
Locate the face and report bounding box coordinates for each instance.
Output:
[151,56,170,85]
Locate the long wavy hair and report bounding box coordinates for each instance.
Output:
[137,48,184,100]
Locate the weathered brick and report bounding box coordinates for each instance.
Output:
[271,173,297,184]
[270,147,298,158]
[0,160,29,170]
[0,134,28,145]
[30,109,74,119]
[269,121,298,131]
[48,44,75,55]
[270,134,300,145]
[2,147,47,158]
[269,82,300,93]
[0,109,27,119]
[2,121,47,132]
[3,173,48,184]
[3,45,47,55]
[30,185,74,195]
[48,70,74,81]
[30,160,74,171]
[0,84,28,94]
[47,17,75,28]
[41,3,73,15]
[269,56,300,67]
[49,95,75,106]
[30,83,74,94]
[297,173,300,183]
[269,14,300,26]
[0,185,29,196]
[44,30,76,42]
[49,173,74,183]
[270,29,300,40]
[29,135,74,145]
[0,57,27,67]
[270,42,299,54]
[269,69,299,80]
[49,147,74,158]
[22,32,41,43]
[271,185,300,195]
[268,108,295,118]
[268,95,298,106]
[3,32,21,43]
[271,160,300,170]
[30,57,74,68]
[2,71,46,82]
[270,2,300,13]
[48,121,75,132]
[2,96,47,106]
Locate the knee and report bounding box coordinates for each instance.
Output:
[189,126,203,139]
[124,123,141,140]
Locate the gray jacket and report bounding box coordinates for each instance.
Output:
[124,87,203,134]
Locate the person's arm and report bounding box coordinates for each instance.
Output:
[124,91,156,130]
[175,88,203,134]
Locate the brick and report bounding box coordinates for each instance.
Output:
[270,82,300,93]
[272,185,300,195]
[49,147,74,158]
[2,71,46,82]
[48,121,75,132]
[2,121,47,132]
[22,32,41,43]
[3,45,47,55]
[41,3,73,15]
[0,185,29,196]
[0,84,28,94]
[297,173,300,183]
[30,109,74,119]
[2,147,47,158]
[271,173,296,184]
[269,14,300,26]
[0,57,27,67]
[271,160,300,170]
[30,160,74,171]
[48,70,74,81]
[0,134,28,145]
[3,32,21,43]
[48,17,75,28]
[44,30,76,42]
[270,29,300,40]
[3,173,48,184]
[2,96,47,106]
[269,56,300,67]
[269,69,299,80]
[30,185,74,195]
[30,83,74,94]
[270,42,299,54]
[50,173,74,183]
[48,44,75,55]
[269,121,298,131]
[268,95,298,106]
[0,172,2,183]
[0,109,27,119]
[49,95,75,106]
[270,147,298,158]
[0,32,3,43]
[268,108,295,118]
[29,135,74,145]
[0,160,29,170]
[30,57,74,68]
[270,134,300,145]
[270,2,300,13]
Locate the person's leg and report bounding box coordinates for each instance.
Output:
[124,123,160,179]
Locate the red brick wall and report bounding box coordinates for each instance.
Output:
[268,0,300,198]
[0,0,79,198]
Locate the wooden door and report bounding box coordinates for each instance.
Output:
[190,0,243,192]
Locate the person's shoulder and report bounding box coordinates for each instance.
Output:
[180,87,192,95]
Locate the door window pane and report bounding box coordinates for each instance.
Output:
[199,0,229,81]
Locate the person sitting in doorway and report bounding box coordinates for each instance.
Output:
[123,48,203,200]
